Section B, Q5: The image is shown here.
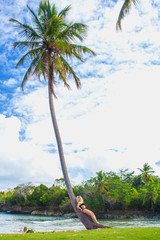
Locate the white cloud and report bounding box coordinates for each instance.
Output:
[10,66,160,182]
[0,94,7,101]
[3,78,17,87]
[0,114,62,191]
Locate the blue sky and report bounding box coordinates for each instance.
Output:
[0,0,160,191]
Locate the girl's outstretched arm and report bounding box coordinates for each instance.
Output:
[77,202,83,211]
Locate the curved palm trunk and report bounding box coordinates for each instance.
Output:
[48,83,108,230]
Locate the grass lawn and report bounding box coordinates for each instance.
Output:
[1,228,160,240]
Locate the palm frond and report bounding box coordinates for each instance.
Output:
[10,18,42,41]
[39,0,53,22]
[33,51,49,78]
[56,69,70,89]
[45,0,52,20]
[71,44,95,56]
[58,23,88,42]
[44,15,62,40]
[38,2,47,26]
[58,5,71,18]
[52,41,95,62]
[27,5,44,36]
[116,0,137,31]
[54,56,70,89]
[64,44,95,62]
[39,2,61,40]
[59,56,81,88]
[21,55,40,89]
[13,41,41,50]
[51,4,57,17]
[16,47,42,68]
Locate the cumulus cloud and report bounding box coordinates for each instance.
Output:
[3,78,18,87]
[0,114,62,191]
[59,67,160,176]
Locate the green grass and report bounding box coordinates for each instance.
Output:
[1,228,160,240]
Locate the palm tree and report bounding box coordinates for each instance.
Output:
[10,0,107,229]
[118,168,134,184]
[94,171,109,210]
[138,163,155,185]
[142,181,159,211]
[116,0,137,30]
[95,171,108,195]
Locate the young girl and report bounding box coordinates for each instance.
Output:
[76,196,99,224]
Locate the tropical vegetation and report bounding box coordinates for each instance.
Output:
[1,164,160,214]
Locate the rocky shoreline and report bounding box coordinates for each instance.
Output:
[97,210,160,220]
[1,204,160,220]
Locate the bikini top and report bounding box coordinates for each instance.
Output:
[79,203,85,208]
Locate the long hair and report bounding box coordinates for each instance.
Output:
[76,196,83,203]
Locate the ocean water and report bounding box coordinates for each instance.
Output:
[0,212,85,233]
[0,212,160,234]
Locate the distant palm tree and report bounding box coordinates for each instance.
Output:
[118,169,134,184]
[10,0,106,229]
[116,0,137,30]
[94,171,108,209]
[95,171,108,196]
[142,181,159,210]
[138,163,155,185]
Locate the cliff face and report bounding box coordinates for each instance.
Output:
[0,204,60,215]
[97,210,160,220]
[0,204,77,217]
[1,204,160,219]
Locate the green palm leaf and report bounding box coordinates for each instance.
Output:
[58,5,71,18]
[9,18,42,41]
[58,56,81,88]
[116,0,137,31]
[21,55,40,89]
[13,41,41,50]
[15,48,42,68]
[27,5,44,35]
[58,23,87,42]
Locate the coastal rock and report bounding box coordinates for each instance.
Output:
[97,210,160,220]
[31,210,62,216]
[0,205,37,214]
[1,204,160,220]
[63,213,77,218]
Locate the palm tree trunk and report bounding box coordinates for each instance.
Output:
[48,82,108,229]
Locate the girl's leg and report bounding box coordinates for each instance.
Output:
[83,209,99,224]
